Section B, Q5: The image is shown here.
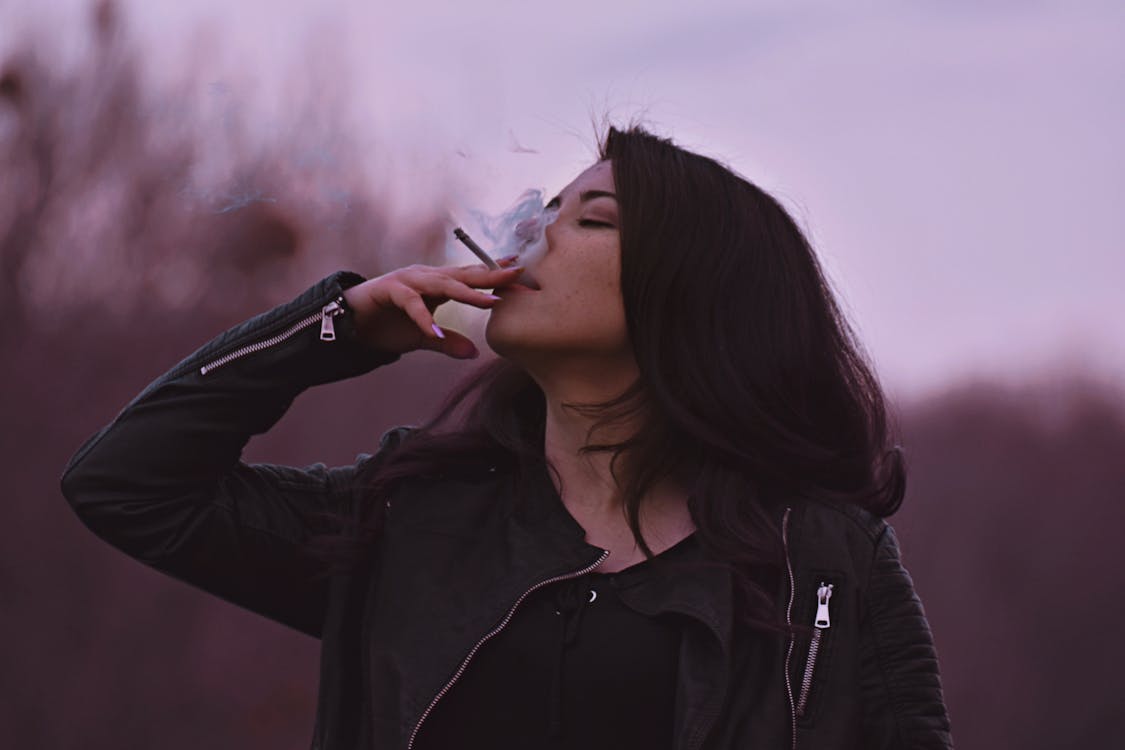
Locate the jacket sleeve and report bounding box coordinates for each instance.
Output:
[59,270,405,640]
[858,523,955,749]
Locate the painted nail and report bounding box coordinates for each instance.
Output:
[431,323,445,339]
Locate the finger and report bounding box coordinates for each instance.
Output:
[428,276,506,307]
[444,264,524,287]
[412,262,519,284]
[388,284,441,339]
[403,269,494,304]
[427,326,480,359]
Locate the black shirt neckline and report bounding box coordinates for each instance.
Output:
[587,531,699,582]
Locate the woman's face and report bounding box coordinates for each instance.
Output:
[485,160,630,367]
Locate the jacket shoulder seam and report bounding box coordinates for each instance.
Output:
[800,497,888,544]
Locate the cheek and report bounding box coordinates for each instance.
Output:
[547,227,620,288]
[566,261,618,301]
[494,229,625,347]
[585,241,622,299]
[563,243,626,335]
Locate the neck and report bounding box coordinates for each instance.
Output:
[528,355,693,540]
[528,352,640,514]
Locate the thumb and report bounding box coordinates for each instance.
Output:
[422,325,481,359]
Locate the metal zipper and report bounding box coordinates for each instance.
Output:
[198,297,346,375]
[782,505,797,750]
[796,581,833,718]
[405,548,612,750]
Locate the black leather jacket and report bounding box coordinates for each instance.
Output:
[60,271,954,750]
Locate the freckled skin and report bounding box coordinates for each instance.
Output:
[485,160,632,370]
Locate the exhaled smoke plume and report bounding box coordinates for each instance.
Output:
[454,188,559,289]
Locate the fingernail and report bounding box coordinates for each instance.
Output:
[485,294,502,301]
[498,254,520,265]
[431,323,445,339]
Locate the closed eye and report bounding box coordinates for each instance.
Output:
[578,219,616,229]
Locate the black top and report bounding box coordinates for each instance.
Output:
[412,533,698,750]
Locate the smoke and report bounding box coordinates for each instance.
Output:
[453,187,558,288]
[467,188,558,261]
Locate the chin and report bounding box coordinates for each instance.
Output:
[483,318,518,359]
[484,316,542,363]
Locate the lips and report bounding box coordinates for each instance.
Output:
[496,282,539,293]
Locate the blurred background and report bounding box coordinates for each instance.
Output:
[2,1,1122,747]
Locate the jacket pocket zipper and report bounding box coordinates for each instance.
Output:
[796,581,833,718]
[198,297,346,375]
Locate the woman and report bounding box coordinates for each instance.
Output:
[60,125,954,749]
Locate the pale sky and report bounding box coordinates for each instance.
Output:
[9,0,1124,400]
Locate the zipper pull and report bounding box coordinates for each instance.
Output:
[320,298,345,341]
[814,582,833,628]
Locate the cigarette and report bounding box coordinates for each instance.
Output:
[453,228,501,270]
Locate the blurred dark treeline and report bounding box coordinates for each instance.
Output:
[2,4,1122,748]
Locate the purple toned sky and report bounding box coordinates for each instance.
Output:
[11,0,1124,400]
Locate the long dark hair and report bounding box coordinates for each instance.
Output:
[302,124,905,636]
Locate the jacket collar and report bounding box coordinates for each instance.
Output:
[514,458,734,645]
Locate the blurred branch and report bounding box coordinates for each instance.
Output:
[0,0,447,338]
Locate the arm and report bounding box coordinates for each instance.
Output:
[858,523,955,749]
[59,270,404,639]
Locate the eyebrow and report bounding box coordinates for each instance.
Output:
[546,190,618,208]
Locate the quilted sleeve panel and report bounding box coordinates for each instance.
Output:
[858,523,954,749]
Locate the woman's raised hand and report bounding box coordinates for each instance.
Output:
[341,257,522,359]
